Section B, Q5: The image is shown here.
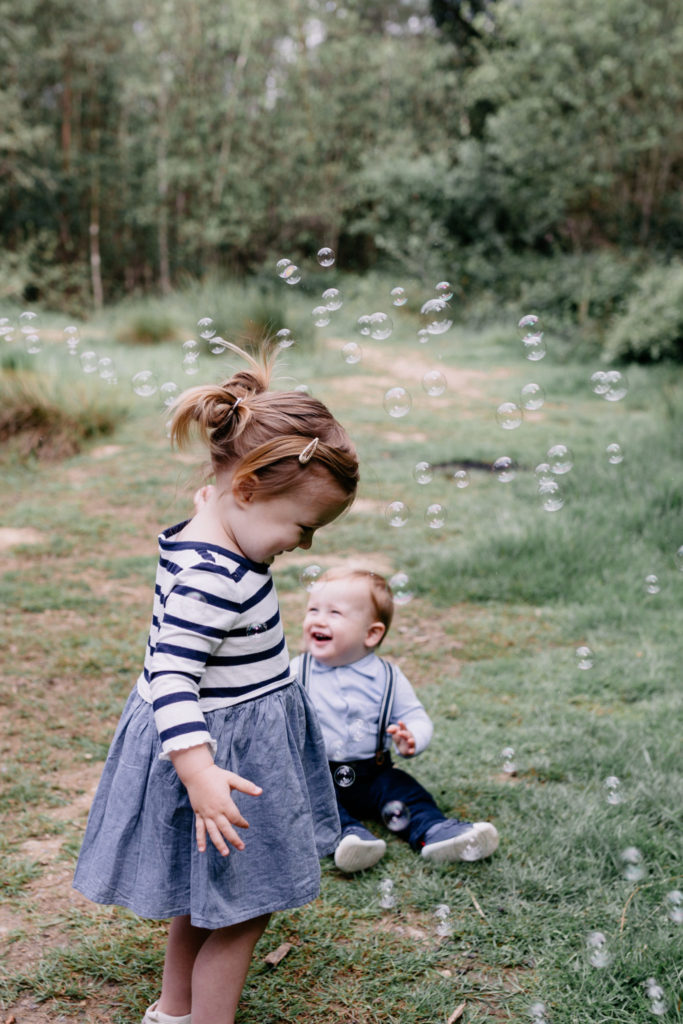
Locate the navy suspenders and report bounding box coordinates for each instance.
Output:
[297,652,397,763]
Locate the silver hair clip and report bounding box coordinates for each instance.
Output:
[230,396,243,417]
[298,437,319,464]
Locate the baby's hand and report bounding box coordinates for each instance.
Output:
[192,484,215,515]
[182,762,262,856]
[387,721,416,757]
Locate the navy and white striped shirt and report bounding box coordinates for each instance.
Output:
[136,521,292,757]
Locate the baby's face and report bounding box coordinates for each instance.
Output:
[303,578,381,668]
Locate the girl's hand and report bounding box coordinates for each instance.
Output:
[184,763,262,856]
[387,721,416,757]
[170,746,262,856]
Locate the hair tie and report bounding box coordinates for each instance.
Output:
[299,437,319,464]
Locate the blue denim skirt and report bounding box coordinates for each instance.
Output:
[73,682,340,929]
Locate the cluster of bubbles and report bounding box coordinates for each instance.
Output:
[0,310,43,354]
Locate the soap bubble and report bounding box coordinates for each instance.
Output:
[389,571,413,605]
[644,573,660,595]
[518,315,545,360]
[603,370,628,402]
[19,311,38,332]
[586,931,612,968]
[520,382,545,411]
[501,746,516,773]
[334,765,355,787]
[385,501,410,527]
[576,645,593,670]
[183,356,200,375]
[518,313,541,339]
[97,356,116,382]
[535,462,553,485]
[676,545,683,571]
[460,837,484,861]
[378,878,396,909]
[181,338,199,361]
[422,369,447,396]
[246,622,267,636]
[0,317,13,339]
[356,314,372,337]
[417,328,430,344]
[621,846,646,881]
[435,281,454,301]
[322,287,342,310]
[646,979,665,1001]
[425,503,446,529]
[311,305,330,327]
[492,456,515,482]
[349,717,366,742]
[276,257,292,276]
[381,800,411,832]
[208,335,228,355]
[496,401,523,430]
[523,334,546,361]
[282,263,301,285]
[383,386,412,418]
[63,325,80,353]
[433,903,453,936]
[80,351,98,373]
[294,383,310,394]
[132,370,158,397]
[299,564,322,590]
[24,333,42,354]
[604,776,622,805]
[452,469,470,488]
[538,478,564,513]
[548,443,573,475]
[606,442,624,464]
[390,286,407,306]
[342,341,362,364]
[590,370,609,395]
[369,311,393,340]
[420,297,452,335]
[317,246,335,267]
[197,316,215,340]
[159,381,180,407]
[275,327,294,349]
[413,461,433,485]
[528,1001,549,1023]
[665,889,683,924]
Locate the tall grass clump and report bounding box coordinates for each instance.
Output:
[0,367,129,461]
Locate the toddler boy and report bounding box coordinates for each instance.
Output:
[292,567,499,873]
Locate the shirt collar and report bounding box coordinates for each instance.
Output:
[311,652,378,678]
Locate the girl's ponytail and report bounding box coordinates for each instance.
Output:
[169,340,359,500]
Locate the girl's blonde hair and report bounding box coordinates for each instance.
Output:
[169,341,359,499]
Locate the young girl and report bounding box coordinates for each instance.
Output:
[73,342,359,1024]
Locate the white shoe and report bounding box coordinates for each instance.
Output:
[142,1001,192,1024]
[421,821,499,864]
[334,832,387,873]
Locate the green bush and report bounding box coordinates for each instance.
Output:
[603,261,683,363]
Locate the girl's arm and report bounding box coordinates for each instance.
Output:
[170,745,262,857]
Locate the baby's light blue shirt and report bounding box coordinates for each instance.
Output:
[291,651,433,761]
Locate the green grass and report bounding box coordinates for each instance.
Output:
[1,280,681,1023]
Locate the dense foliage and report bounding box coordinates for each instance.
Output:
[2,0,683,359]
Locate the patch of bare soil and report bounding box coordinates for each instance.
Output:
[0,528,45,550]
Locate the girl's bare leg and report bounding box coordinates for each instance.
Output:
[191,914,271,1024]
[156,912,270,1023]
[157,915,209,1016]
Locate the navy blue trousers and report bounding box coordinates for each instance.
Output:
[329,755,446,850]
